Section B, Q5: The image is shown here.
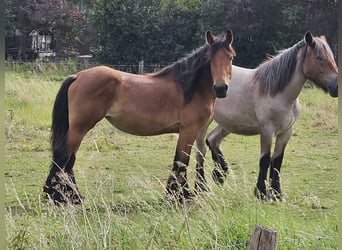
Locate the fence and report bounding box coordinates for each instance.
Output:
[5,60,166,75]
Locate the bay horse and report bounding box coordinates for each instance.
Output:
[194,32,338,201]
[44,29,236,205]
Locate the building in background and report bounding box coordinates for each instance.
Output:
[5,29,56,61]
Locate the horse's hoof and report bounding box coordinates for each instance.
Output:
[254,187,285,202]
[69,192,84,205]
[165,191,194,205]
[44,188,84,205]
[44,171,84,205]
[270,189,285,202]
[44,182,84,205]
[194,181,210,193]
[165,183,194,205]
[166,174,194,204]
[275,195,285,202]
[254,187,269,202]
[212,168,226,185]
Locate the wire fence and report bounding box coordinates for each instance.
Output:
[1,60,323,92]
[5,60,167,75]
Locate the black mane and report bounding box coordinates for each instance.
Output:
[150,34,232,103]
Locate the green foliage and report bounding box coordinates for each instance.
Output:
[160,0,203,12]
[91,0,337,67]
[6,1,337,67]
[92,0,201,65]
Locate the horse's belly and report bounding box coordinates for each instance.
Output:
[214,110,260,135]
[221,120,259,135]
[105,115,180,136]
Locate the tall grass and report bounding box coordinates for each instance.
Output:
[5,169,337,249]
[5,70,337,249]
[5,71,60,129]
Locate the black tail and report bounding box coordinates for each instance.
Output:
[51,76,77,148]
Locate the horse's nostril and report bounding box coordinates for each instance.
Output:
[214,84,228,91]
[213,84,228,98]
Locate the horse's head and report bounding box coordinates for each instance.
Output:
[302,31,338,97]
[206,29,236,98]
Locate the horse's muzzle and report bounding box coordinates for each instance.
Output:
[213,84,228,98]
[328,86,338,97]
[328,77,338,98]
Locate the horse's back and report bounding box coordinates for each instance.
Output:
[75,65,122,84]
[214,65,302,136]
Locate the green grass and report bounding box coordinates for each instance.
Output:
[5,70,337,249]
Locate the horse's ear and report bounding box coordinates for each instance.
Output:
[320,35,327,42]
[206,31,214,45]
[224,29,233,45]
[305,31,315,47]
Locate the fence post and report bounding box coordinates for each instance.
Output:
[78,55,93,69]
[34,57,43,72]
[249,224,277,250]
[138,60,144,74]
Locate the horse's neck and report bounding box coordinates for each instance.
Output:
[280,65,307,103]
[199,63,216,94]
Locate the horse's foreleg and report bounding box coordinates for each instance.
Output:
[206,125,229,184]
[194,120,213,193]
[255,131,272,201]
[270,128,292,202]
[166,129,197,203]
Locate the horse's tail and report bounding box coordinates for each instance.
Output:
[51,75,77,149]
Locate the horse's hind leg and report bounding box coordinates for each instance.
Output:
[44,138,78,205]
[45,128,87,205]
[269,128,292,202]
[206,125,229,184]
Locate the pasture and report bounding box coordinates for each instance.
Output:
[5,69,337,249]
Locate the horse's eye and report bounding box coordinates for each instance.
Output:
[317,56,323,62]
[228,56,233,62]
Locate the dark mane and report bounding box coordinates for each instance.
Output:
[253,40,307,96]
[150,34,233,102]
[150,44,210,102]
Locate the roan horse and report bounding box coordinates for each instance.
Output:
[194,31,338,201]
[44,30,236,205]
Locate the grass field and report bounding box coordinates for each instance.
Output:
[5,70,337,249]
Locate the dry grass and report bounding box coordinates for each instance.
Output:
[5,72,337,249]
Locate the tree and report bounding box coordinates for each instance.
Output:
[198,0,337,67]
[156,0,203,63]
[6,1,337,65]
[93,0,204,65]
[92,0,161,64]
